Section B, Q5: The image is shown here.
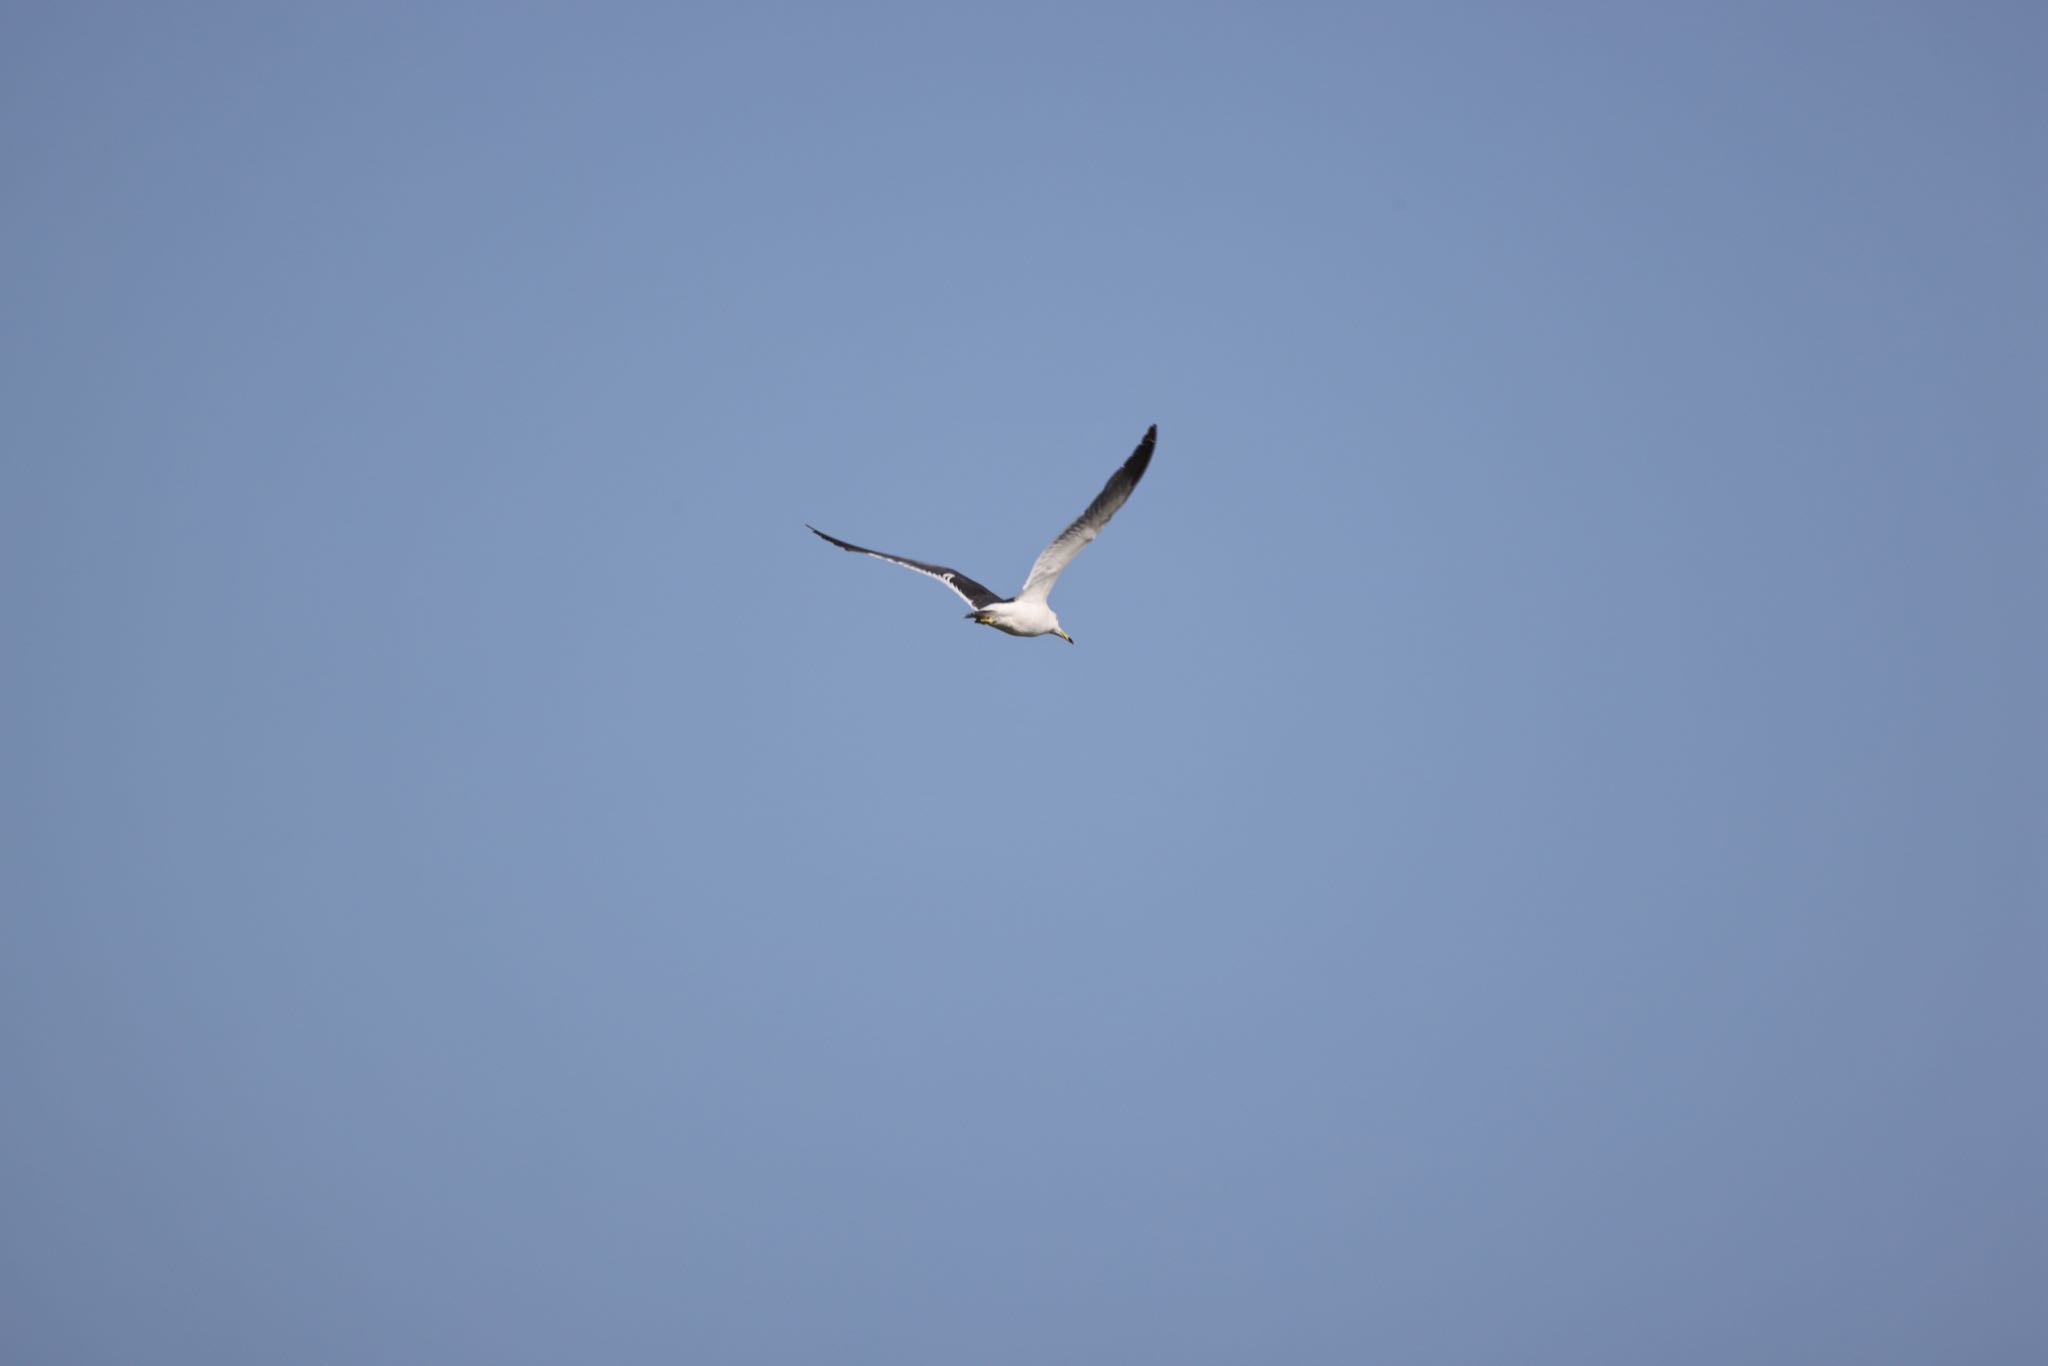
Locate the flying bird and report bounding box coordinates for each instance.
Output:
[808,424,1157,644]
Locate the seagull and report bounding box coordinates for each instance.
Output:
[808,425,1157,644]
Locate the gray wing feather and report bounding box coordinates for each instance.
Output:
[1015,425,1156,605]
[807,525,1006,610]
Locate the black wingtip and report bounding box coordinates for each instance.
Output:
[1125,424,1157,480]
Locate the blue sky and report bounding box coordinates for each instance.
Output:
[5,3,2043,1362]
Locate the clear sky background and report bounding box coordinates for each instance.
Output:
[5,3,2042,1362]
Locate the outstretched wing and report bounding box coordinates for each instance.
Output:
[807,525,1007,610]
[1015,425,1156,605]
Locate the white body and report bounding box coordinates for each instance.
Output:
[971,600,1064,638]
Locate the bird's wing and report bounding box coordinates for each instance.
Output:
[807,525,1007,609]
[1014,425,1156,605]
